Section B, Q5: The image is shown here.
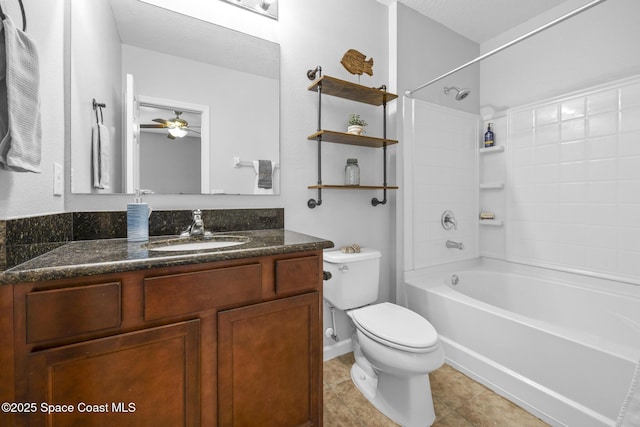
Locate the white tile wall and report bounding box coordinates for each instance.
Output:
[507,77,640,281]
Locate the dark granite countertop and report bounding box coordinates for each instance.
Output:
[0,229,334,285]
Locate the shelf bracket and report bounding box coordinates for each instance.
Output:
[306,65,322,81]
[308,68,323,209]
[372,100,389,207]
[371,189,387,206]
[307,134,323,208]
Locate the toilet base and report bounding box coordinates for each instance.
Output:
[351,363,436,427]
[351,361,379,401]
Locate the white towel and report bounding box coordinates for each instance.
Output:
[92,122,110,189]
[252,160,274,195]
[0,15,42,173]
[617,359,640,426]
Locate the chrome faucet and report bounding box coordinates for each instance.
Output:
[441,210,458,230]
[181,209,209,237]
[446,240,464,250]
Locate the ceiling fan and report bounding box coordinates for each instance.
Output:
[140,111,201,139]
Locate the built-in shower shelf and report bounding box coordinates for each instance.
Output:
[479,219,504,226]
[479,145,504,154]
[480,182,504,189]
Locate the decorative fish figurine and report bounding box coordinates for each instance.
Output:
[340,49,374,77]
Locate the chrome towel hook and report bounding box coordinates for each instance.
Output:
[93,98,106,124]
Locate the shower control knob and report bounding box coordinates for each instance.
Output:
[441,210,458,230]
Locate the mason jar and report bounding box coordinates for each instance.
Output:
[345,158,360,186]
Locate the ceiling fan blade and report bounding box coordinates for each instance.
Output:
[152,118,168,124]
[167,132,176,140]
[186,128,201,134]
[140,123,166,128]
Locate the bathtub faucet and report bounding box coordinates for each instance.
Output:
[446,240,464,250]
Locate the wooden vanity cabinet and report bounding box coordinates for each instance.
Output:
[218,292,320,427]
[9,250,323,427]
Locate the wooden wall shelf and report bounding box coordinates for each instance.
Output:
[306,70,399,208]
[307,75,398,106]
[307,130,398,148]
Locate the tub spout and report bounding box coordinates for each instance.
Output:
[446,240,464,250]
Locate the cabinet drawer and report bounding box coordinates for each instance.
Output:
[26,282,121,343]
[275,255,321,295]
[144,263,262,320]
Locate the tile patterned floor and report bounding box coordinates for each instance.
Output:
[323,353,550,427]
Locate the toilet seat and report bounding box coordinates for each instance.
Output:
[350,302,439,353]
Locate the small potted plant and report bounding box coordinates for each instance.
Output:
[347,113,367,135]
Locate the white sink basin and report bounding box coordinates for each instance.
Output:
[149,236,250,252]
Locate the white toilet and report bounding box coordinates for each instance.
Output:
[323,248,444,427]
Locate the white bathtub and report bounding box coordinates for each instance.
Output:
[403,258,640,427]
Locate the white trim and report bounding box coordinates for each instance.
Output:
[323,338,352,361]
[136,95,211,194]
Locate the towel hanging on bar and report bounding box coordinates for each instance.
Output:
[0,12,41,173]
[91,99,110,189]
[256,160,273,189]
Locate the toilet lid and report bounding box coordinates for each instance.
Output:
[350,302,438,350]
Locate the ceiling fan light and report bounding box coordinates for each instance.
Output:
[168,127,188,138]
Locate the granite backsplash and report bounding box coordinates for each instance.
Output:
[0,208,284,270]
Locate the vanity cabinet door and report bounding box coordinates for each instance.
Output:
[218,292,321,427]
[27,320,200,427]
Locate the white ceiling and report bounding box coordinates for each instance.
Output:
[395,0,570,43]
[109,0,279,79]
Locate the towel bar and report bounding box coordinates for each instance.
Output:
[233,157,279,169]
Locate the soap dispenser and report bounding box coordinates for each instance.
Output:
[127,189,152,242]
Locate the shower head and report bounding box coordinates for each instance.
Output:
[444,86,471,101]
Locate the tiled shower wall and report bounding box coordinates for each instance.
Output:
[404,99,479,270]
[507,76,640,281]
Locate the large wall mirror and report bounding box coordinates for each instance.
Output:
[69,0,280,195]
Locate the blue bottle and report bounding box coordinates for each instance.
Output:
[484,123,495,147]
[127,189,152,242]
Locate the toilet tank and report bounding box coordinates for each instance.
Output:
[323,248,381,310]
